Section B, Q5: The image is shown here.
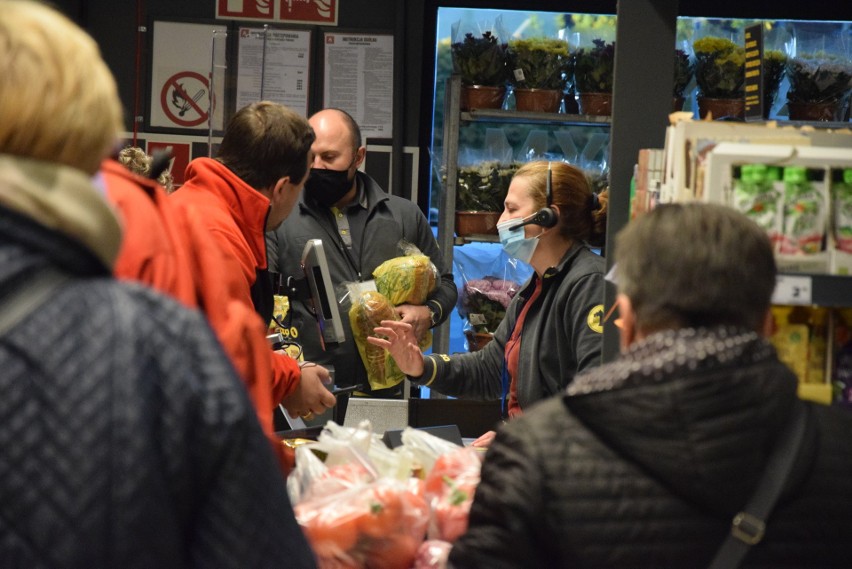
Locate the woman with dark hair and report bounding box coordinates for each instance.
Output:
[370,160,608,445]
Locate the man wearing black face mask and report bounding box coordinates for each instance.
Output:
[267,108,458,398]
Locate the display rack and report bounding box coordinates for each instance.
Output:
[433,74,611,355]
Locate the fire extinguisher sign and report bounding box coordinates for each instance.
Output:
[217,0,338,25]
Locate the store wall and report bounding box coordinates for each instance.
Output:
[51,0,425,149]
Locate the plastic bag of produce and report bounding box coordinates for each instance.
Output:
[413,540,452,569]
[294,478,430,569]
[373,241,438,307]
[422,446,483,543]
[349,290,407,390]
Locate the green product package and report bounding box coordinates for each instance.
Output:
[780,166,825,255]
[731,163,783,247]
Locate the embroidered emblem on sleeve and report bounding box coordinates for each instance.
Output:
[587,304,604,333]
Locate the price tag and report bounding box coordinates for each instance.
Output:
[772,275,812,305]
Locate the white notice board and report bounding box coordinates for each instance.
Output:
[323,32,394,140]
[236,26,312,116]
[149,21,228,133]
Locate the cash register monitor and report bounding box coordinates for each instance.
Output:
[301,239,346,346]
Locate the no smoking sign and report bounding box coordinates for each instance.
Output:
[160,71,210,128]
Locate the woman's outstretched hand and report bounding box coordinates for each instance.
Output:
[367,319,426,377]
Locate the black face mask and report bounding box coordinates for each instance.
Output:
[306,167,353,207]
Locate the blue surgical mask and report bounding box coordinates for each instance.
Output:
[497,218,539,264]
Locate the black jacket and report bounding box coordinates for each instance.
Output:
[267,171,457,392]
[416,243,604,410]
[450,327,852,568]
[0,156,315,569]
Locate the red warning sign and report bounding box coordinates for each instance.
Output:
[146,142,190,185]
[280,0,336,24]
[160,71,210,128]
[216,0,337,24]
[217,0,274,20]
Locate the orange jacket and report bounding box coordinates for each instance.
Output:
[170,157,301,407]
[102,159,292,470]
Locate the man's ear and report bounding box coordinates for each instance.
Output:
[270,176,290,198]
[616,293,637,352]
[353,146,366,170]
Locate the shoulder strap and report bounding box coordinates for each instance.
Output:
[707,403,808,569]
[0,267,71,337]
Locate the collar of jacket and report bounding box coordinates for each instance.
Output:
[184,157,271,269]
[561,325,800,515]
[0,154,122,270]
[516,241,587,302]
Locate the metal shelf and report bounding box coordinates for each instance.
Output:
[453,234,500,246]
[461,109,612,127]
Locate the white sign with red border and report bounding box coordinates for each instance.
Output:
[149,21,228,131]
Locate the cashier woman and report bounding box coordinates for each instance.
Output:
[369,160,607,446]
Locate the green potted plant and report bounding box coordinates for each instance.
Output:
[454,161,519,237]
[693,36,746,119]
[451,31,508,110]
[572,39,616,116]
[507,37,571,112]
[786,53,852,121]
[672,48,694,111]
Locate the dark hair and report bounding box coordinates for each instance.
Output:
[615,203,777,332]
[217,101,315,190]
[513,161,608,247]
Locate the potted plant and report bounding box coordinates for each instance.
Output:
[693,36,746,119]
[786,53,852,121]
[454,161,519,237]
[672,48,694,112]
[507,37,571,112]
[451,31,508,110]
[458,276,520,351]
[573,39,616,115]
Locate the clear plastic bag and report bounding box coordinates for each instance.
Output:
[348,290,406,391]
[372,241,438,307]
[294,478,430,569]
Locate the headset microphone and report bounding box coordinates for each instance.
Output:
[508,161,559,231]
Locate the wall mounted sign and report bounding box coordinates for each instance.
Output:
[323,32,394,140]
[217,0,337,25]
[236,26,312,116]
[148,21,227,133]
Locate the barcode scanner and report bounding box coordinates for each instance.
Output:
[509,161,559,231]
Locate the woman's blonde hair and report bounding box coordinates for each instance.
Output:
[0,1,123,174]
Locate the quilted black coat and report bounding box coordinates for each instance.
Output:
[0,203,316,568]
[450,327,852,568]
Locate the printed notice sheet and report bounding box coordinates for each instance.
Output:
[236,26,312,116]
[323,33,394,139]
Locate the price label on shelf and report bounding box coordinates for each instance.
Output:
[772,275,813,305]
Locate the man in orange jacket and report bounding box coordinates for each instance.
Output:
[170,101,335,427]
[102,157,305,470]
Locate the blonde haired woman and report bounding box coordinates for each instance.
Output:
[371,161,608,445]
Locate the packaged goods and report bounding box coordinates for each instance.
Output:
[832,169,852,254]
[731,164,783,248]
[349,291,406,390]
[373,253,437,307]
[779,166,826,255]
[771,306,809,383]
